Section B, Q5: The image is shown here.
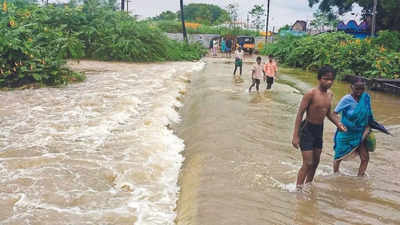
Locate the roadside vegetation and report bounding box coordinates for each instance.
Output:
[0,0,206,88]
[154,20,261,37]
[261,31,400,79]
[151,3,262,37]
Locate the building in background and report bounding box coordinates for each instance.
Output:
[291,20,307,32]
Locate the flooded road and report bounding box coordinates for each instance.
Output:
[176,57,400,225]
[0,60,204,225]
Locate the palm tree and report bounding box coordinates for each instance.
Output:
[180,0,188,43]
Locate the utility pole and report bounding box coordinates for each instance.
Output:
[127,0,129,13]
[180,0,188,43]
[121,0,125,11]
[371,0,377,37]
[265,0,270,44]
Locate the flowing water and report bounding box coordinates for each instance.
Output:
[0,60,205,225]
[1,57,399,225]
[176,57,400,225]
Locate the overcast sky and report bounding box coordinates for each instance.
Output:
[131,0,362,29]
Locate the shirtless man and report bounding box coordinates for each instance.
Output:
[292,65,346,190]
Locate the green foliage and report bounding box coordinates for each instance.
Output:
[165,41,207,61]
[177,3,229,25]
[260,31,400,79]
[371,30,400,52]
[248,4,265,30]
[225,3,238,23]
[153,10,177,21]
[278,24,291,32]
[0,1,206,88]
[310,10,339,32]
[308,0,400,31]
[155,20,260,37]
[0,3,84,87]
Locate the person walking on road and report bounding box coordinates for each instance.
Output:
[233,47,244,76]
[221,38,226,56]
[292,65,346,191]
[249,56,265,93]
[225,39,232,58]
[212,39,218,57]
[264,55,279,89]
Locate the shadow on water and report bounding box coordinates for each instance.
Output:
[176,57,400,225]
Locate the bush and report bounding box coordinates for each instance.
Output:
[260,31,400,79]
[371,30,400,52]
[0,2,206,88]
[0,4,84,87]
[154,20,261,37]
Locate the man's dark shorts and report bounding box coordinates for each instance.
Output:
[299,120,324,151]
[266,76,274,84]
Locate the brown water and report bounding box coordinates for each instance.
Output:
[0,60,205,225]
[176,57,400,225]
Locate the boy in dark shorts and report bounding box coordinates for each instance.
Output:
[264,55,278,89]
[292,65,346,191]
[249,56,264,93]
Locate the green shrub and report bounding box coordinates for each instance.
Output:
[372,30,400,52]
[0,4,83,87]
[260,31,400,79]
[154,20,261,37]
[0,2,206,88]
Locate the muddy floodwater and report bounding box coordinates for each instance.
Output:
[0,60,204,225]
[1,57,399,225]
[176,57,400,225]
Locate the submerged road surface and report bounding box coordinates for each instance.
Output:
[176,57,400,225]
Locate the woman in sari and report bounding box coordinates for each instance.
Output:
[221,38,226,56]
[333,78,373,176]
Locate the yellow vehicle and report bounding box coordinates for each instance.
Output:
[236,36,255,54]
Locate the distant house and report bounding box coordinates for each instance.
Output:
[291,20,307,32]
[278,20,307,37]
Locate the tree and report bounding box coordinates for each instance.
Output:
[310,10,339,32]
[153,11,177,21]
[308,0,400,31]
[104,0,118,11]
[226,3,239,28]
[279,24,291,32]
[177,3,229,25]
[4,0,36,8]
[249,4,265,30]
